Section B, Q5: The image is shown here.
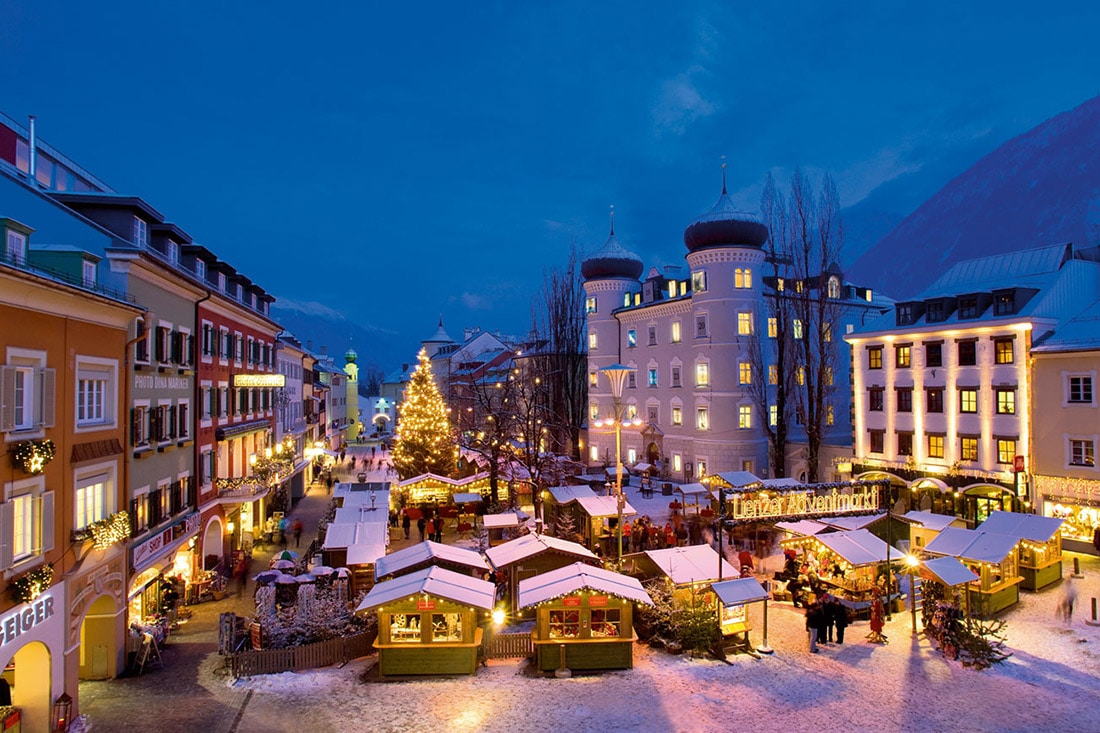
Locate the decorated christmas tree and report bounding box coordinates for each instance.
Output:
[392,348,458,479]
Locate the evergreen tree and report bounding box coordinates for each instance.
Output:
[392,348,458,479]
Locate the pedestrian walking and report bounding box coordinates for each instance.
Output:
[292,518,303,548]
[867,594,888,643]
[1057,577,1078,622]
[372,445,377,458]
[417,515,427,542]
[278,516,288,547]
[806,601,821,653]
[402,511,411,539]
[821,594,835,643]
[235,555,250,598]
[830,596,849,644]
[433,515,444,543]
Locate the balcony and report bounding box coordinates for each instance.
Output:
[216,476,269,499]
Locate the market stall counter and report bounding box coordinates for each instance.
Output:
[779,528,906,615]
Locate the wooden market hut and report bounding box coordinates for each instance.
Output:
[711,577,771,655]
[483,511,525,547]
[902,510,967,552]
[544,485,597,536]
[780,528,906,613]
[356,566,496,677]
[485,533,601,616]
[517,562,653,673]
[374,541,489,582]
[977,511,1065,590]
[322,520,389,593]
[397,472,492,506]
[626,545,739,598]
[923,527,1023,616]
[574,494,638,555]
[675,483,711,515]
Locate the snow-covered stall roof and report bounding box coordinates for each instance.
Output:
[760,478,802,489]
[483,512,522,529]
[322,521,389,550]
[548,485,597,504]
[775,519,831,536]
[642,545,738,585]
[711,577,770,606]
[677,483,710,497]
[374,540,488,578]
[339,489,392,509]
[814,529,905,566]
[633,462,654,474]
[334,506,389,524]
[901,510,961,532]
[709,471,763,490]
[484,533,599,569]
[452,492,482,505]
[924,527,1019,564]
[346,543,387,566]
[821,513,886,531]
[356,566,496,612]
[575,495,638,519]
[921,556,979,587]
[978,511,1064,543]
[517,562,653,608]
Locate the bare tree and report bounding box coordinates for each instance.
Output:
[453,359,517,505]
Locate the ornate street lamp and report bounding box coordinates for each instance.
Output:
[594,364,636,569]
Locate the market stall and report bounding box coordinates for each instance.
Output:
[483,512,524,547]
[902,510,967,551]
[711,577,771,655]
[374,541,489,581]
[675,483,710,514]
[923,527,1023,616]
[518,562,653,673]
[626,545,739,599]
[575,494,638,556]
[977,511,1064,590]
[485,534,601,616]
[356,566,496,677]
[779,529,905,613]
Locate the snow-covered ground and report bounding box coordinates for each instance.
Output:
[224,550,1100,733]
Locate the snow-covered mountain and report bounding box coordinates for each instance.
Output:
[847,95,1100,300]
[271,298,398,371]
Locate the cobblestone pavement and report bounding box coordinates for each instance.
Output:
[77,444,393,733]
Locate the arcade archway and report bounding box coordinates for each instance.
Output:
[4,641,52,733]
[203,517,225,570]
[79,595,120,680]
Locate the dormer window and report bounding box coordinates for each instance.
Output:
[6,229,27,265]
[217,272,227,291]
[994,291,1016,316]
[195,259,207,281]
[166,239,179,263]
[926,301,945,323]
[958,296,979,319]
[82,260,96,287]
[897,304,914,326]
[827,277,840,299]
[132,216,149,247]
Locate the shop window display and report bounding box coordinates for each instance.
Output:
[590,608,621,638]
[431,613,463,642]
[549,609,580,638]
[390,613,421,642]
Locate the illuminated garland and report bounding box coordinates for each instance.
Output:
[11,439,55,475]
[10,565,53,603]
[73,511,131,550]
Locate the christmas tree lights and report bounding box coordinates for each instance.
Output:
[392,349,458,480]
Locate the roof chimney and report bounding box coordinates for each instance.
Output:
[27,115,37,186]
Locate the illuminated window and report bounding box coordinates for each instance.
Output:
[1070,439,1095,467]
[623,293,631,308]
[827,277,840,298]
[431,613,464,643]
[776,278,785,292]
[672,406,682,426]
[738,405,752,429]
[768,317,778,338]
[696,407,709,430]
[824,367,833,386]
[739,363,751,385]
[960,436,979,462]
[75,473,110,530]
[627,404,638,419]
[995,389,1015,415]
[769,405,778,426]
[627,448,637,464]
[868,346,883,369]
[823,322,832,342]
[589,445,600,461]
[588,332,598,350]
[928,435,945,459]
[796,366,805,386]
[389,613,422,642]
[648,368,658,387]
[896,345,911,368]
[590,403,599,421]
[692,271,707,293]
[996,438,1016,464]
[697,460,707,477]
[738,312,752,335]
[590,608,621,638]
[672,454,682,471]
[734,268,752,289]
[795,280,804,293]
[696,363,709,387]
[768,365,778,385]
[825,404,834,426]
[589,371,598,387]
[627,329,637,348]
[793,320,803,339]
[994,338,1014,364]
[12,491,38,561]
[585,296,597,314]
[959,389,978,414]
[671,321,682,343]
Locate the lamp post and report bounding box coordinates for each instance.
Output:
[905,553,920,635]
[598,364,635,570]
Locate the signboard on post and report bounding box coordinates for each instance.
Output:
[1013,455,1025,473]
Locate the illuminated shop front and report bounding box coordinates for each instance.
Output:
[0,582,66,733]
[1036,475,1100,553]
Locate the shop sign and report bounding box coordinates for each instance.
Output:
[134,374,190,391]
[416,598,436,610]
[0,592,55,647]
[233,374,286,388]
[132,512,201,570]
[588,595,608,607]
[562,596,582,607]
[1014,455,1025,473]
[727,486,881,522]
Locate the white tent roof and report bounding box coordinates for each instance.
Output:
[483,512,522,529]
[633,462,654,473]
[677,483,711,496]
[517,562,653,608]
[548,485,597,504]
[356,566,496,612]
[902,510,961,532]
[334,506,390,524]
[978,511,1064,543]
[775,519,831,536]
[484,533,599,569]
[821,513,886,531]
[642,545,738,585]
[339,489,392,509]
[322,521,389,550]
[575,495,637,519]
[924,527,1020,564]
[346,543,387,566]
[921,556,979,587]
[711,471,762,490]
[374,541,488,578]
[452,492,482,504]
[712,577,770,606]
[815,529,904,566]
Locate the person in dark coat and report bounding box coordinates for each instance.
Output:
[787,576,805,608]
[806,601,821,652]
[417,516,427,542]
[820,594,835,643]
[402,511,411,539]
[816,595,831,645]
[433,515,444,543]
[829,596,849,644]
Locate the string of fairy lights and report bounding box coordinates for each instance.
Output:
[392,349,458,479]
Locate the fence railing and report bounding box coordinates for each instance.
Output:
[230,630,375,678]
[484,631,533,659]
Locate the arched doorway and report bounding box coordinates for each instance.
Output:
[645,442,660,465]
[5,641,52,733]
[909,477,960,516]
[79,595,119,680]
[856,471,909,513]
[203,517,224,571]
[964,484,1017,525]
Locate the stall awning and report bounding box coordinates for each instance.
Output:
[978,510,1064,543]
[821,513,886,532]
[642,545,739,585]
[452,492,482,505]
[814,529,905,566]
[712,577,769,606]
[517,562,653,608]
[709,471,763,490]
[215,418,271,441]
[924,527,1019,564]
[921,556,979,587]
[485,533,599,569]
[375,540,488,578]
[322,521,389,550]
[775,519,831,536]
[346,543,387,566]
[483,512,522,529]
[677,483,711,497]
[575,495,637,519]
[901,510,962,532]
[633,462,654,473]
[548,485,597,504]
[356,566,496,612]
[334,506,390,524]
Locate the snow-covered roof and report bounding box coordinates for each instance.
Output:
[977,511,1064,543]
[517,562,653,608]
[548,485,597,504]
[901,510,962,532]
[356,566,496,612]
[322,521,389,550]
[633,462,654,473]
[924,527,1019,564]
[346,543,387,566]
[483,512,522,529]
[676,482,710,496]
[452,492,482,504]
[775,519,831,536]
[334,505,389,524]
[485,533,599,569]
[575,495,637,519]
[374,540,489,578]
[921,556,979,587]
[642,545,738,585]
[1032,299,1100,352]
[710,471,763,489]
[814,529,905,566]
[760,478,803,489]
[923,242,1070,297]
[339,490,392,510]
[821,513,886,531]
[712,577,770,606]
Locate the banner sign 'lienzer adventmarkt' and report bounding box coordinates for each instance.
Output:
[726,485,881,521]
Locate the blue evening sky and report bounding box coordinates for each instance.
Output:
[2,2,1099,360]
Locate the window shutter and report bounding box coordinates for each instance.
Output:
[150,408,161,442]
[39,368,56,428]
[0,366,15,432]
[0,502,12,569]
[40,491,55,553]
[168,406,178,439]
[171,332,181,364]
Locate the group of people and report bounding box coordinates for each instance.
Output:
[804,594,851,652]
[399,508,445,542]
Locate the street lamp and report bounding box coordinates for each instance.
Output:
[596,364,635,570]
[905,553,921,635]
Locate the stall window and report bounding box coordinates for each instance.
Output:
[590,608,621,638]
[431,613,463,642]
[549,609,580,638]
[390,613,422,642]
